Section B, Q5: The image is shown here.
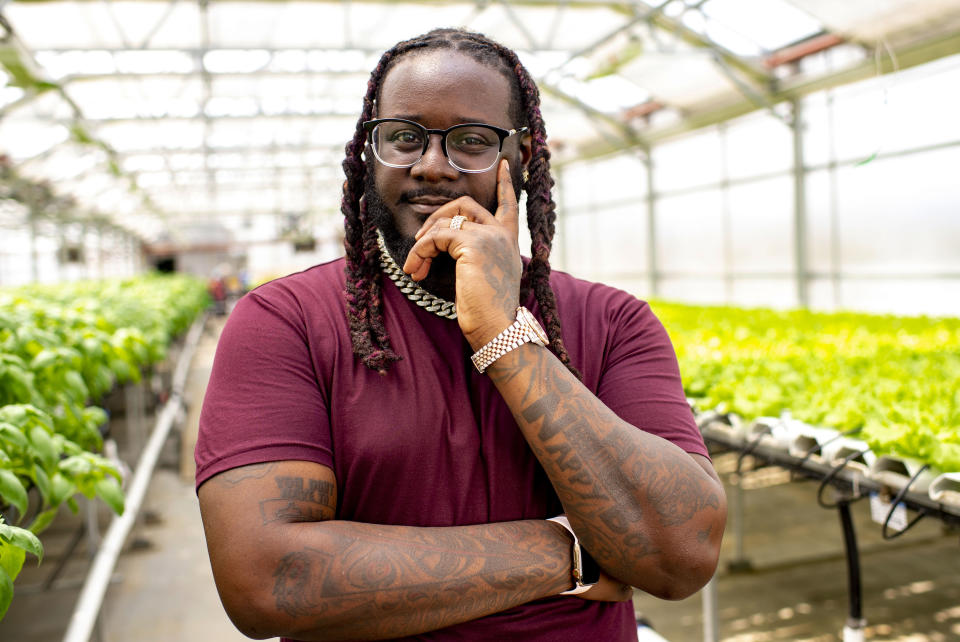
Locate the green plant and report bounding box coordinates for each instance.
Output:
[651,301,960,472]
[0,272,209,621]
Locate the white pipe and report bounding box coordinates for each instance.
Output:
[62,314,206,642]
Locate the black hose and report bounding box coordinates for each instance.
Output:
[881,464,930,540]
[837,500,863,623]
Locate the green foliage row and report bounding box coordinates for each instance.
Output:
[651,301,960,473]
[0,272,209,619]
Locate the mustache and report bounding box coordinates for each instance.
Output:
[399,187,466,203]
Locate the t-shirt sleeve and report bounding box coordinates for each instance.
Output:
[194,285,333,490]
[592,290,708,459]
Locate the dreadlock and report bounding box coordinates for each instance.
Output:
[341,27,579,378]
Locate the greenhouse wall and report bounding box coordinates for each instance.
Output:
[0,220,141,286]
[556,53,960,317]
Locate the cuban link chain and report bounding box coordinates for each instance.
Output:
[377,230,457,320]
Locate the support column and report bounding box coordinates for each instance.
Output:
[791,99,809,308]
[644,155,658,298]
[29,215,39,283]
[554,164,568,271]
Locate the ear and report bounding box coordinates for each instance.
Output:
[518,131,533,173]
[520,131,532,166]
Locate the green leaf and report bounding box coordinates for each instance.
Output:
[0,537,26,581]
[29,425,57,471]
[0,423,28,451]
[31,465,51,506]
[63,370,89,400]
[49,472,74,507]
[82,406,108,431]
[0,524,42,564]
[95,477,125,515]
[29,349,58,370]
[0,470,28,518]
[58,455,91,477]
[28,508,58,535]
[0,563,13,621]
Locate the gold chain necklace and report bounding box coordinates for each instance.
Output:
[377,230,457,320]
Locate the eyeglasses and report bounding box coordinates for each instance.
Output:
[362,118,528,174]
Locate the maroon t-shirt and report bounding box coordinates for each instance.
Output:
[195,257,707,641]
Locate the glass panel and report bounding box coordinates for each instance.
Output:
[728,175,794,272]
[724,112,793,179]
[829,54,960,163]
[836,148,960,274]
[658,278,728,305]
[594,202,649,279]
[589,154,649,204]
[700,0,822,53]
[559,209,597,277]
[655,189,724,272]
[838,279,960,317]
[653,128,723,192]
[805,168,836,273]
[730,278,797,309]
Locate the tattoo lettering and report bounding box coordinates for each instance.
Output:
[276,476,335,505]
[543,440,582,472]
[259,476,336,524]
[521,393,577,441]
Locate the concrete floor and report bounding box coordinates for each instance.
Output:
[2,313,959,642]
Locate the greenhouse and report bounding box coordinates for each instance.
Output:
[1,1,959,641]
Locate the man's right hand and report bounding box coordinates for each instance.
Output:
[579,571,634,602]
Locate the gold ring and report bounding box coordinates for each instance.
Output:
[450,215,466,231]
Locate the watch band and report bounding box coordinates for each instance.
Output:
[470,306,549,374]
[547,515,595,595]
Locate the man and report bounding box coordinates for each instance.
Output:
[195,28,726,642]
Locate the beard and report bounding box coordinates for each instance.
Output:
[364,162,524,302]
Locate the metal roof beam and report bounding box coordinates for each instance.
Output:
[645,8,772,87]
[570,28,960,162]
[539,81,650,153]
[29,110,356,124]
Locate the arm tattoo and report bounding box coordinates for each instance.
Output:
[215,462,278,486]
[261,475,337,524]
[499,346,721,564]
[270,522,567,635]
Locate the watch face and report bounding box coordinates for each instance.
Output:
[518,306,549,346]
[579,546,601,586]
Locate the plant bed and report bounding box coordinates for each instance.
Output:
[0,272,209,620]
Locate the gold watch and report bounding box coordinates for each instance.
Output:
[470,306,549,373]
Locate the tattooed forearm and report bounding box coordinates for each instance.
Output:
[488,344,725,593]
[269,521,568,639]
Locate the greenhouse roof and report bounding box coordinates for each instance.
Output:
[2,0,960,243]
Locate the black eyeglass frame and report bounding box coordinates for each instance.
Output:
[362,118,529,174]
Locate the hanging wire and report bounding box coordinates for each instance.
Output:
[817,447,872,509]
[856,39,900,167]
[735,423,773,477]
[880,464,930,540]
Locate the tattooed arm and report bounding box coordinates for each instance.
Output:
[407,161,726,601]
[198,460,629,641]
[481,341,726,600]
